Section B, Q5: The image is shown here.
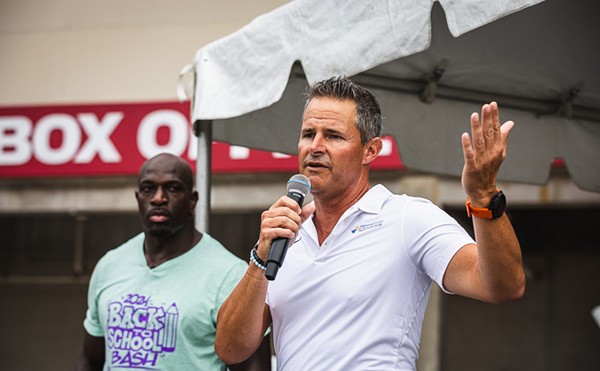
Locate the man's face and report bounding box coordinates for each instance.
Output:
[298,97,367,197]
[135,158,197,237]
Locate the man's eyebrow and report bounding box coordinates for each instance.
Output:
[166,180,185,186]
[139,178,184,186]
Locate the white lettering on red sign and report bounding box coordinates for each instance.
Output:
[0,112,125,165]
[229,145,250,160]
[138,110,186,158]
[136,110,197,160]
[381,138,392,156]
[76,112,123,163]
[0,116,32,165]
[0,103,404,176]
[33,114,81,165]
[0,109,200,166]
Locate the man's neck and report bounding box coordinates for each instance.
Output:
[144,227,201,268]
[313,181,370,245]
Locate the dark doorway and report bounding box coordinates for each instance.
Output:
[0,210,261,371]
[441,206,600,371]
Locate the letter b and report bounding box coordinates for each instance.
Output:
[0,116,32,165]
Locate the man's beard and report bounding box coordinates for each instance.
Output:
[145,220,184,237]
[147,226,174,237]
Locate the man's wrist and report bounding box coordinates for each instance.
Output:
[466,187,498,207]
[250,243,267,271]
[466,189,506,219]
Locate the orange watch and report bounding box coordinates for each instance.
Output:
[465,190,506,219]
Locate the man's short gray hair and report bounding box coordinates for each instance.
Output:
[304,76,382,143]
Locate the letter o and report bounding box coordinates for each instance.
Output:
[33,114,81,165]
[137,110,188,158]
[142,337,153,351]
[130,336,143,351]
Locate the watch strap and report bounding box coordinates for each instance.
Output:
[465,189,502,219]
[465,199,494,219]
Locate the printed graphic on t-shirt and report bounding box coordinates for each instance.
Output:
[106,293,179,369]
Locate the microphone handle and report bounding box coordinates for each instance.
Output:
[265,191,305,281]
[265,237,290,280]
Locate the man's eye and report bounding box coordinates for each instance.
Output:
[139,186,153,193]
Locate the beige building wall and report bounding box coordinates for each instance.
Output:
[1,1,599,371]
[0,0,288,105]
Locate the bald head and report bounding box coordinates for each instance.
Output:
[138,153,194,192]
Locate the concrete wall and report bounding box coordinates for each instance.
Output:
[2,171,599,214]
[0,0,288,105]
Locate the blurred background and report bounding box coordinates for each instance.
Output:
[1,1,599,370]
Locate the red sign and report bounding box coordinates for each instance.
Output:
[0,101,404,177]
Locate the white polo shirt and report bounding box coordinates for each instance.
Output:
[266,185,474,371]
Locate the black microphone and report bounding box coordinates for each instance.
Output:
[265,174,311,281]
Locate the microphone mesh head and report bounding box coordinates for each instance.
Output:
[287,174,311,196]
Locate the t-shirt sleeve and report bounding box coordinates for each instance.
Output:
[83,261,105,337]
[213,259,248,321]
[402,197,475,293]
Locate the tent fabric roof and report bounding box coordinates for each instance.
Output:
[191,0,544,120]
[184,0,600,193]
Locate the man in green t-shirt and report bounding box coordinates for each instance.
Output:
[76,153,270,371]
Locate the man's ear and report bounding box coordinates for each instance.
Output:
[190,191,199,211]
[363,137,383,165]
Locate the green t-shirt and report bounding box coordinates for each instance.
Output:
[84,232,248,370]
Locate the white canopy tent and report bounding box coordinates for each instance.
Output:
[180,0,600,231]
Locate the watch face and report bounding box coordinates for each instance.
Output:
[491,191,506,218]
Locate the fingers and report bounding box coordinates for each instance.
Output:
[462,102,513,198]
[481,102,499,138]
[259,196,303,244]
[470,109,485,156]
[470,102,507,157]
[461,131,475,167]
[500,120,514,142]
[490,102,501,143]
[479,101,501,158]
[499,120,515,158]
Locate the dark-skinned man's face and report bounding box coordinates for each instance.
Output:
[135,155,197,237]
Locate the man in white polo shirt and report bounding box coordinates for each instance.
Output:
[214,76,525,370]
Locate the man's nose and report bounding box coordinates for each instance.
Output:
[310,133,326,154]
[151,187,167,204]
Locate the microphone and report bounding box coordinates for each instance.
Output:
[265,174,311,281]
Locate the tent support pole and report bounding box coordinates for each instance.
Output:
[194,119,213,233]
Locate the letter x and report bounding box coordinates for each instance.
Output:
[75,112,123,163]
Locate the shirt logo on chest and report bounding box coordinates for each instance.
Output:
[106,293,179,369]
[351,219,384,234]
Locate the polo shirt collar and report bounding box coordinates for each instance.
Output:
[304,184,392,228]
[352,184,392,214]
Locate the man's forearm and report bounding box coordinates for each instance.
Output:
[472,214,525,302]
[215,265,271,365]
